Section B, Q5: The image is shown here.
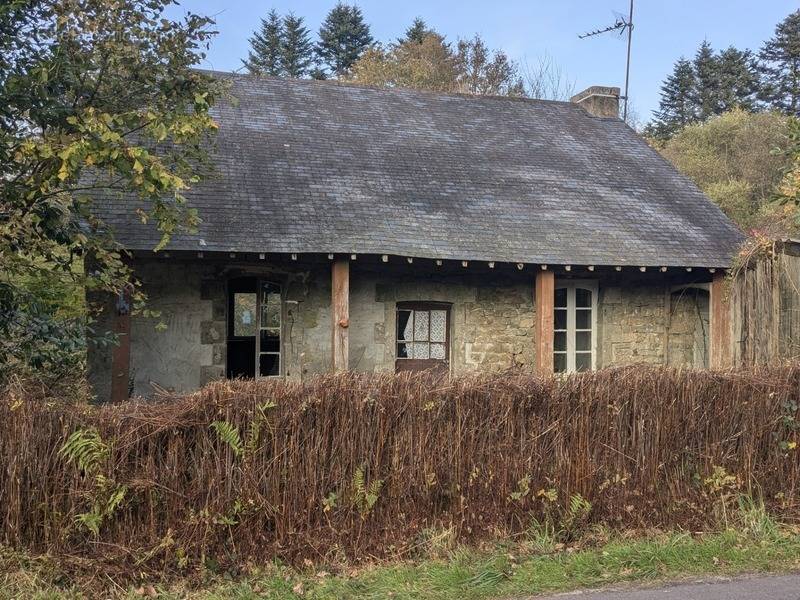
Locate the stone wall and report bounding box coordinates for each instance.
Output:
[88,260,712,400]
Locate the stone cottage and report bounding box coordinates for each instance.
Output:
[88,74,743,402]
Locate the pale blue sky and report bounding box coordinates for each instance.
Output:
[168,1,798,122]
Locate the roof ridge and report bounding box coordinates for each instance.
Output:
[195,68,594,112]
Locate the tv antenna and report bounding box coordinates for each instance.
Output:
[579,0,634,121]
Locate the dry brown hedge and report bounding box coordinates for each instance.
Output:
[1,366,799,572]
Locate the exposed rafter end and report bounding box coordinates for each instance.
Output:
[228,252,235,259]
[488,261,495,269]
[639,266,646,272]
[197,252,204,258]
[660,266,667,272]
[516,263,524,270]
[462,261,469,268]
[709,268,716,273]
[350,254,357,260]
[407,257,414,264]
[587,265,595,271]
[328,253,334,260]
[435,259,443,266]
[381,255,389,263]
[540,264,548,270]
[615,266,622,271]
[564,265,572,272]
[291,253,297,261]
[686,267,693,272]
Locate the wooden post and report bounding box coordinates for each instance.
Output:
[110,287,132,402]
[331,257,350,371]
[710,271,731,369]
[535,270,555,375]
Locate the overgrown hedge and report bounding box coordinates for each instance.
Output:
[1,366,799,572]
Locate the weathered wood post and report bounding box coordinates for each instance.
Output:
[535,270,555,375]
[110,286,132,402]
[710,271,731,369]
[331,257,350,371]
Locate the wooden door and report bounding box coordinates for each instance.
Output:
[395,302,451,374]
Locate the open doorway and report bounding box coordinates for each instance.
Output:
[226,277,282,379]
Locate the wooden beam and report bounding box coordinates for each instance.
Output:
[710,271,731,369]
[110,288,132,402]
[331,258,350,372]
[535,270,555,375]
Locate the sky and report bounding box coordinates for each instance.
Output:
[167,0,798,123]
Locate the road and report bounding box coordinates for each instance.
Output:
[526,574,800,599]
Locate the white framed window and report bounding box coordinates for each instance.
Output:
[554,281,598,373]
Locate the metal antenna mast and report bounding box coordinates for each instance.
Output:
[579,0,634,121]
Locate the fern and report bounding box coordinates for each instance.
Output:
[210,420,243,457]
[59,428,109,475]
[352,465,383,517]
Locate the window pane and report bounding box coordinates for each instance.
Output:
[555,309,567,330]
[233,293,257,337]
[575,288,592,308]
[575,309,591,330]
[260,330,280,353]
[554,353,567,373]
[554,331,567,352]
[430,310,446,342]
[412,342,429,359]
[431,343,446,359]
[575,352,592,372]
[261,284,281,329]
[259,353,280,377]
[575,331,591,352]
[555,288,567,308]
[414,310,429,341]
[397,342,409,358]
[398,310,412,341]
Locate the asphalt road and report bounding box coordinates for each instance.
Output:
[527,574,800,599]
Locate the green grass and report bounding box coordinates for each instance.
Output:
[3,527,800,600]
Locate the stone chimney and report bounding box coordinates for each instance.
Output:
[570,86,620,118]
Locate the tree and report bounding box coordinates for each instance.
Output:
[655,110,791,230]
[243,9,284,76]
[281,14,314,78]
[0,0,220,377]
[648,58,698,139]
[315,3,373,77]
[759,10,800,115]
[349,33,458,93]
[349,32,527,98]
[398,17,433,45]
[455,35,525,96]
[693,40,721,120]
[716,47,760,112]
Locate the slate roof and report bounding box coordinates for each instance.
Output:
[95,72,744,267]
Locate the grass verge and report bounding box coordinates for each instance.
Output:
[2,526,800,599]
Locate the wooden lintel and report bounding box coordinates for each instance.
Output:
[710,271,731,369]
[535,270,555,375]
[110,287,132,402]
[331,258,350,372]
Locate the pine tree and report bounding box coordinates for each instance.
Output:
[398,17,432,45]
[243,9,284,76]
[650,58,697,139]
[281,13,314,78]
[716,47,760,112]
[315,3,373,77]
[759,10,800,115]
[693,40,720,120]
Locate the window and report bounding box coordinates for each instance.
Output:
[396,302,450,373]
[258,282,281,377]
[554,282,597,373]
[227,278,282,379]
